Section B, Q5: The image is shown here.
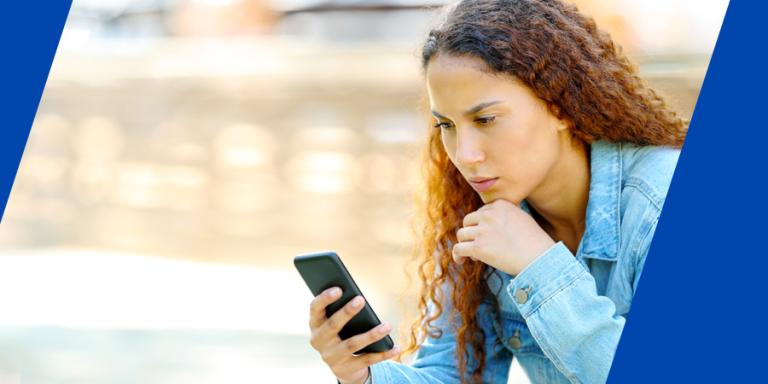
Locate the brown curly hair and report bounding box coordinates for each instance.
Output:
[393,0,688,383]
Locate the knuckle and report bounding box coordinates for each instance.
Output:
[365,328,381,341]
[327,317,341,331]
[309,333,320,350]
[369,329,383,342]
[345,340,359,354]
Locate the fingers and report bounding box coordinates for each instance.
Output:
[462,210,481,227]
[318,295,366,342]
[452,241,474,264]
[325,322,394,366]
[309,287,342,329]
[455,206,484,267]
[307,291,398,382]
[456,226,477,242]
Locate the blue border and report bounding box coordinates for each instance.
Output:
[0,1,72,221]
[609,1,768,382]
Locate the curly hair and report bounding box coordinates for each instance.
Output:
[393,0,689,383]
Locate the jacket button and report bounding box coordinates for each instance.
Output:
[508,336,522,349]
[514,287,530,304]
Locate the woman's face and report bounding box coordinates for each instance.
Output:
[425,54,569,204]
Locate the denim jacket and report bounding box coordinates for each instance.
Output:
[369,141,680,384]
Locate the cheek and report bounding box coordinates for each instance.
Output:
[518,107,561,155]
[494,115,560,179]
[519,130,561,187]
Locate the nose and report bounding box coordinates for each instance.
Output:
[455,127,485,166]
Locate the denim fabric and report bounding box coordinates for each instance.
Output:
[369,141,680,383]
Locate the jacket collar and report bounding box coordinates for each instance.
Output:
[521,141,621,261]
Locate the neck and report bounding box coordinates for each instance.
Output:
[527,136,591,247]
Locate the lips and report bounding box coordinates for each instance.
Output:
[468,177,498,192]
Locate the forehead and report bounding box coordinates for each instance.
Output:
[426,54,496,86]
[425,54,528,111]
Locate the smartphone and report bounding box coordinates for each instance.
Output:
[294,251,394,355]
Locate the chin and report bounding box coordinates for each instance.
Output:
[478,193,499,205]
[480,191,524,206]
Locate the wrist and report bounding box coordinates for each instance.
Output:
[512,239,557,276]
[338,367,371,384]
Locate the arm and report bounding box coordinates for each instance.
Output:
[369,287,514,383]
[506,242,622,384]
[505,226,656,384]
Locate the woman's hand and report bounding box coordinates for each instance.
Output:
[308,287,400,384]
[453,199,555,276]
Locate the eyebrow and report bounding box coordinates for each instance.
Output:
[431,100,503,120]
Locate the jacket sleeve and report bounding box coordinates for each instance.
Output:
[369,283,513,383]
[505,241,626,384]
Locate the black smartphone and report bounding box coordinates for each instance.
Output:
[293,251,394,355]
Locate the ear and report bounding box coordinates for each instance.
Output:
[550,114,571,133]
[558,118,574,132]
[548,104,571,132]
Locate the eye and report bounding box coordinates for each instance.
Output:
[433,121,454,130]
[475,116,496,126]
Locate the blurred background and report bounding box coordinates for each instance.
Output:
[0,0,726,383]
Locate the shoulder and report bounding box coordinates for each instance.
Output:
[618,142,681,211]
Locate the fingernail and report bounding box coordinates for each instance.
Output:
[327,287,340,297]
[378,323,391,333]
[351,296,364,308]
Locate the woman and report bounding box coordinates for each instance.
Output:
[308,0,687,383]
